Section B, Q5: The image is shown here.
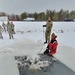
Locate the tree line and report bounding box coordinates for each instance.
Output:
[0,9,75,21]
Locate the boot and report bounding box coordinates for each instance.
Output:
[44,39,47,44]
[44,48,49,54]
[2,36,3,39]
[9,37,11,39]
[12,36,14,39]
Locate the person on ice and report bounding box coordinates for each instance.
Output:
[0,25,3,39]
[44,33,58,56]
[11,22,15,34]
[7,21,15,39]
[2,21,6,32]
[44,16,53,44]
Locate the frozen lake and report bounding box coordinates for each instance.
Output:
[0,21,75,75]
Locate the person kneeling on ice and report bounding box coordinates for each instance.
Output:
[44,33,58,56]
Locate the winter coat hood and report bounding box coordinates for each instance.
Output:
[51,33,57,40]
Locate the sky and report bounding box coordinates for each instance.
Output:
[0,0,75,15]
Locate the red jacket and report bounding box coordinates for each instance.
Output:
[48,36,58,55]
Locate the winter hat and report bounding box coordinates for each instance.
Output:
[51,33,57,39]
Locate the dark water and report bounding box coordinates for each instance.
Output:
[15,55,75,75]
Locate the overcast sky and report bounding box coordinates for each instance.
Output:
[0,0,75,15]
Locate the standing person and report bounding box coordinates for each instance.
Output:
[2,21,6,32]
[11,22,15,34]
[44,33,58,56]
[7,21,14,39]
[0,25,3,39]
[44,16,53,44]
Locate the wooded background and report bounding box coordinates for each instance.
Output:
[0,9,75,21]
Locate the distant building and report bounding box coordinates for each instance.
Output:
[0,16,8,21]
[23,17,35,21]
[64,18,74,22]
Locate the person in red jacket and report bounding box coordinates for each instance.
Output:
[44,33,58,56]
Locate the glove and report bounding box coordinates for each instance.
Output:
[43,25,46,27]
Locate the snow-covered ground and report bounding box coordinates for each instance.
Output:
[0,21,75,74]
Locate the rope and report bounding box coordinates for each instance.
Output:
[38,44,45,54]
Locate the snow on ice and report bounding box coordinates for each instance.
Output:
[15,55,51,71]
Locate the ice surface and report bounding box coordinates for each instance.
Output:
[0,55,19,75]
[0,21,75,73]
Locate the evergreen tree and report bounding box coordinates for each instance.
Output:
[20,12,27,21]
